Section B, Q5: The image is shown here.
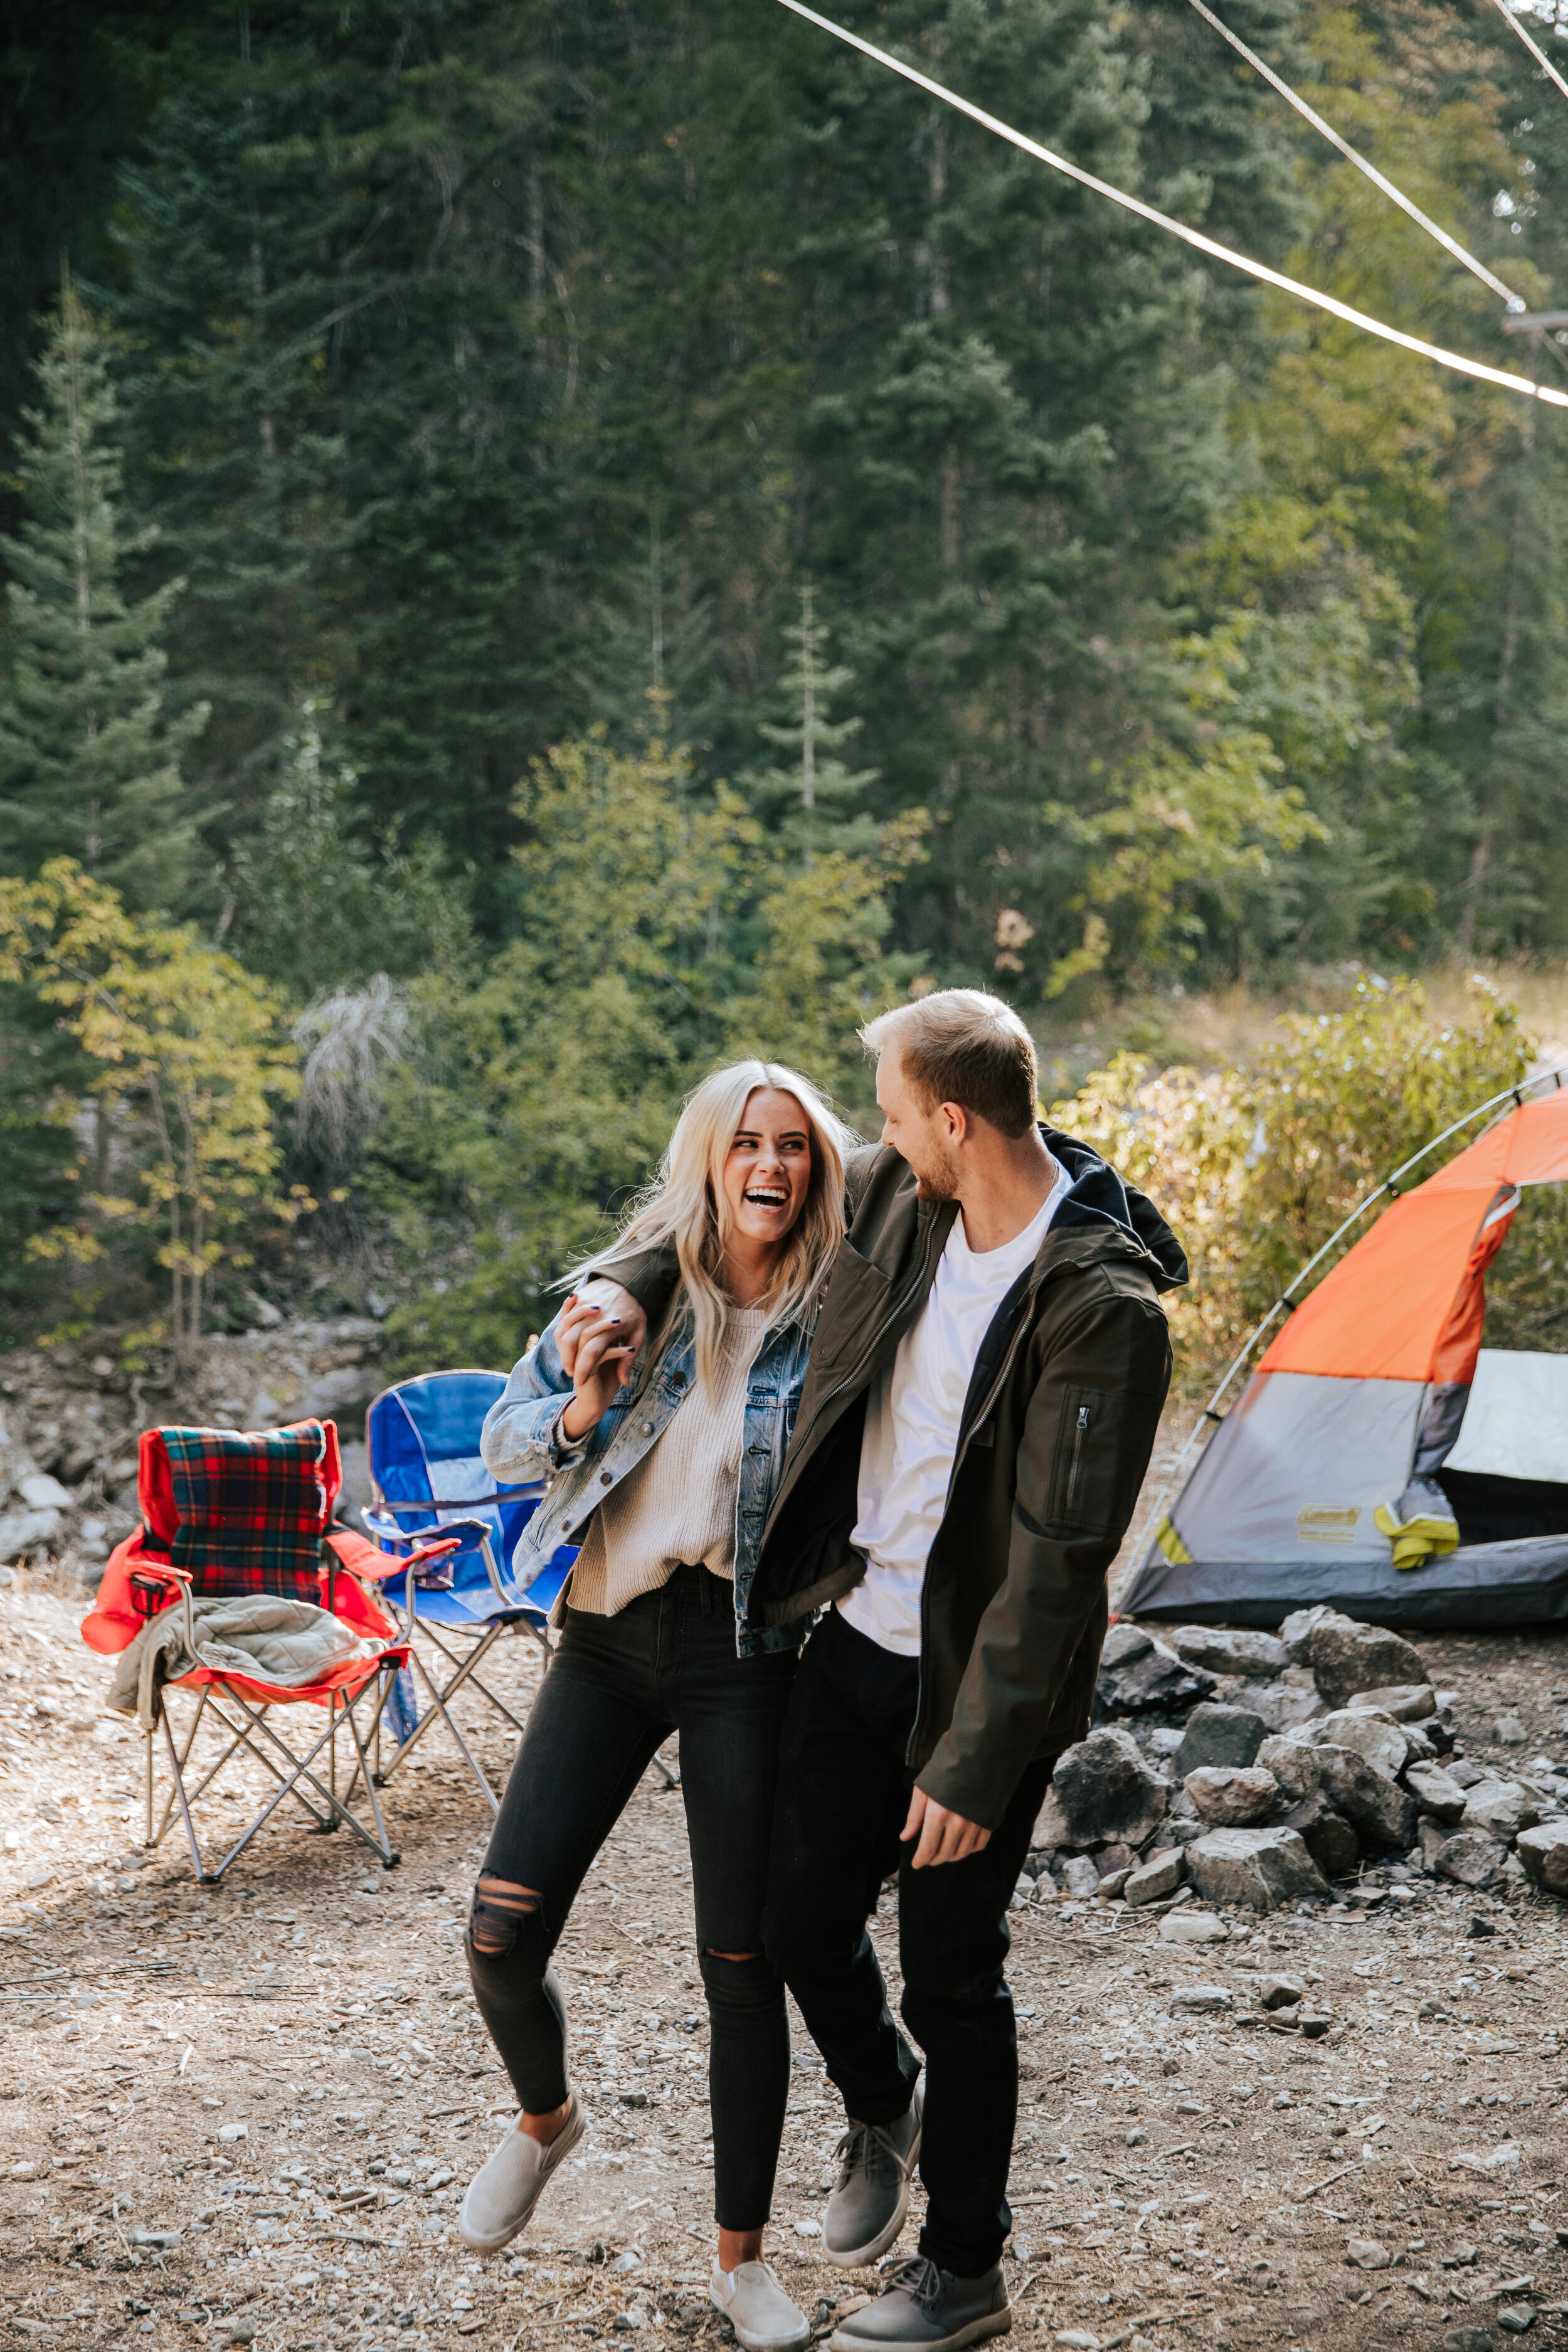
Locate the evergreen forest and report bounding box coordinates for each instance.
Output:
[4,0,1568,1369]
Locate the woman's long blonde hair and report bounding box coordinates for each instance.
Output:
[573,1060,856,1391]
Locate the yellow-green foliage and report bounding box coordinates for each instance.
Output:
[0,860,300,1353]
[1051,975,1532,1387]
[375,730,924,1372]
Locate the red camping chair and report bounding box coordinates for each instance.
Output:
[80,1419,454,1885]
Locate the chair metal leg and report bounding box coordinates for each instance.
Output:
[157,1703,209,1881]
[371,1622,508,1790]
[397,1641,501,1812]
[161,1688,335,1836]
[147,1688,228,1853]
[339,1671,399,1865]
[197,1689,402,1880]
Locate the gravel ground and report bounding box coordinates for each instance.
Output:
[3,1573,1568,2352]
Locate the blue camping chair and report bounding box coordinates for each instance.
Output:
[361,1370,675,1811]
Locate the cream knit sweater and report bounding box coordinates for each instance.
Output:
[566,1304,768,1618]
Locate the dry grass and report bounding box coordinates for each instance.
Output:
[1036,959,1568,1103]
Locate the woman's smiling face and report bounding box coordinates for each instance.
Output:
[721,1086,813,1252]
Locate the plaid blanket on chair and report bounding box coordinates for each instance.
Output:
[162,1424,333,1602]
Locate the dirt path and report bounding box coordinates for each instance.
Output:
[3,1575,1567,2352]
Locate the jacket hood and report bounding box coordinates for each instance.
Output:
[1041,1123,1188,1295]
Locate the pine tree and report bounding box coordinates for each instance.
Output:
[750,585,879,867]
[0,277,207,911]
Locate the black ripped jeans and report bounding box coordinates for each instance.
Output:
[466,1564,798,2232]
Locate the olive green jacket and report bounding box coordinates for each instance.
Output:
[603,1125,1185,1827]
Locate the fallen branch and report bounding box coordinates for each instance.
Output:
[1295,2164,1358,2201]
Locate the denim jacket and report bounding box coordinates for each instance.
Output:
[479,1298,815,1657]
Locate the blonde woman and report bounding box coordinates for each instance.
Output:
[459,1061,854,2352]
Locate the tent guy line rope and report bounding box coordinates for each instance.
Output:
[1184,0,1525,309]
[1118,1061,1568,1594]
[1477,0,1568,107]
[773,0,1568,406]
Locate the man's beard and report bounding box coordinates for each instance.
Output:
[913,1156,960,1203]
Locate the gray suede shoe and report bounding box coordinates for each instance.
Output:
[823,2084,923,2269]
[458,2095,586,2252]
[829,2255,1010,2352]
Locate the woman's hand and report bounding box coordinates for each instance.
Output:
[557,1290,642,1441]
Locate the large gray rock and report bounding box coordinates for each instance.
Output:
[1101,1621,1156,1669]
[1239,1676,1326,1732]
[1279,1604,1333,1664]
[1165,1625,1289,1680]
[1315,1708,1409,1777]
[1417,1817,1451,1872]
[1169,1983,1231,2014]
[1517,1821,1568,1897]
[1314,1745,1417,1850]
[1125,1847,1185,1905]
[1434,1830,1509,1890]
[1185,1766,1281,1826]
[1041,1728,1170,1851]
[1348,1682,1436,1722]
[0,1505,63,1558]
[1306,1613,1428,1707]
[17,1470,71,1510]
[1404,1760,1468,1826]
[1187,1825,1330,1910]
[1096,1631,1216,1719]
[1173,1703,1268,1776]
[1279,1791,1360,1879]
[1257,1733,1322,1804]
[247,1360,381,1430]
[1461,1780,1539,1841]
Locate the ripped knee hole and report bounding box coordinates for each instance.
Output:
[469,1876,542,1959]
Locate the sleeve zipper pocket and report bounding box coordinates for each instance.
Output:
[1066,1402,1091,1513]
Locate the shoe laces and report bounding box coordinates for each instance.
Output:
[881,2255,945,2312]
[835,2119,902,2188]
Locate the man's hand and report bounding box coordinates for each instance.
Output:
[900,1786,992,1870]
[557,1281,648,1441]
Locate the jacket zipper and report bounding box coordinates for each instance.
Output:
[1067,1402,1091,1513]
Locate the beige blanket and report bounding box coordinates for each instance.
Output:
[108,1594,382,1732]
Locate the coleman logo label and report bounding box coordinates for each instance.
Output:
[1298,1505,1360,1544]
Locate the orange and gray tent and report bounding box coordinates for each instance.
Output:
[1120,1086,1568,1632]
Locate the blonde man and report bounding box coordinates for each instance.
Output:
[601,992,1184,2352]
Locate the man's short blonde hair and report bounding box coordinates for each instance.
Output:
[860,989,1039,1140]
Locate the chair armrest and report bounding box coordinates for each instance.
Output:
[130,1561,194,1653]
[356,1535,464,1583]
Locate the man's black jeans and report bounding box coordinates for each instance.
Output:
[467,1564,798,2231]
[762,1607,1054,2279]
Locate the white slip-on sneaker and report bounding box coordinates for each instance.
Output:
[709,2258,812,2352]
[458,2095,586,2253]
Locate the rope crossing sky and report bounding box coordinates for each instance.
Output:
[774,0,1568,409]
[1476,0,1568,107]
[1185,0,1525,309]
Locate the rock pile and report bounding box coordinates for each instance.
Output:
[1028,1606,1568,1921]
[0,1320,386,1586]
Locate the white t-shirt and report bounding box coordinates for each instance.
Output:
[839,1160,1073,1658]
